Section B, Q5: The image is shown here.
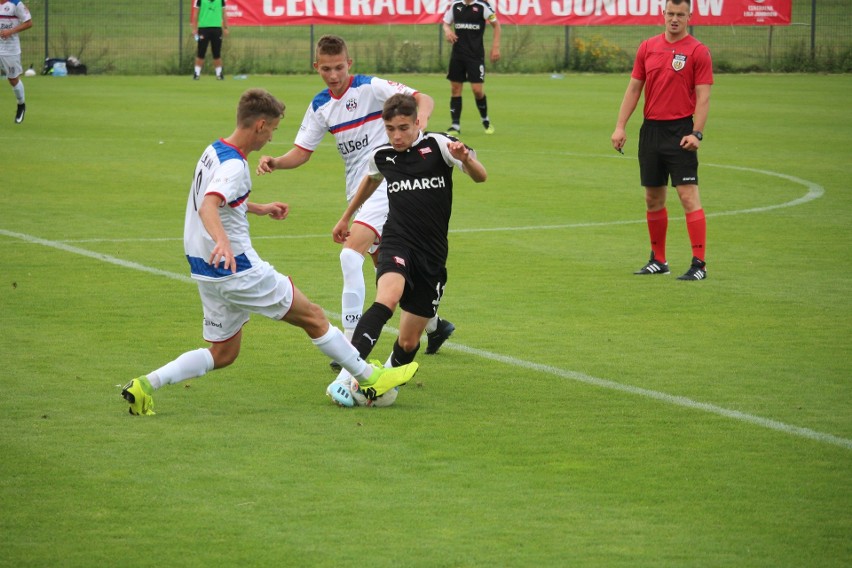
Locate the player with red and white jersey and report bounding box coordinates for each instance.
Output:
[0,0,33,123]
[184,138,264,283]
[257,35,457,366]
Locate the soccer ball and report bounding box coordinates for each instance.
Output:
[351,382,399,408]
[329,376,399,408]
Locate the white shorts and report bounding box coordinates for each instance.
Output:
[352,181,389,254]
[195,261,294,343]
[0,55,22,79]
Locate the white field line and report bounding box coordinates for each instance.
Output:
[4,166,845,450]
[54,163,824,244]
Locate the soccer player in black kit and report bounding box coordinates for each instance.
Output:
[442,0,501,135]
[331,94,487,387]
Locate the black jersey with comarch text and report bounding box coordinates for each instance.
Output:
[370,132,473,266]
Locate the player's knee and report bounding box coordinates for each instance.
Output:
[211,344,240,369]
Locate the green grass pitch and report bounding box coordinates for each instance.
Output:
[1,72,850,567]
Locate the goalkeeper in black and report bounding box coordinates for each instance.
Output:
[331,93,487,380]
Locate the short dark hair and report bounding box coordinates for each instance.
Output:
[669,0,691,7]
[315,35,348,60]
[382,93,418,122]
[237,88,284,127]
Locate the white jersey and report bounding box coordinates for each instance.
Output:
[184,139,263,282]
[0,0,31,56]
[294,74,419,202]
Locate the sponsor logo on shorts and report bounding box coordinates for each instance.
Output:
[204,318,223,328]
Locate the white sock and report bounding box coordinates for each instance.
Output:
[425,315,439,334]
[340,248,366,339]
[215,66,223,76]
[312,325,370,380]
[12,82,24,105]
[148,348,214,389]
[194,65,201,74]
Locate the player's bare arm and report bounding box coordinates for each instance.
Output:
[680,84,711,152]
[413,93,434,132]
[198,194,236,273]
[612,78,644,151]
[443,23,458,43]
[248,201,289,220]
[490,19,502,63]
[256,146,312,175]
[448,142,487,182]
[332,175,382,243]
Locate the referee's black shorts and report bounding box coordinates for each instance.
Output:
[376,241,447,319]
[638,117,699,187]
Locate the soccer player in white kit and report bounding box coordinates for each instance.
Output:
[0,0,33,123]
[257,35,456,371]
[121,88,418,416]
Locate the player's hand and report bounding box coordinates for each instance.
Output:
[209,241,236,274]
[256,156,276,175]
[445,32,458,44]
[680,135,700,152]
[332,219,350,244]
[611,128,627,153]
[491,49,501,63]
[447,140,470,162]
[264,202,289,220]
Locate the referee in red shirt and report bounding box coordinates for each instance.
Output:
[611,0,713,280]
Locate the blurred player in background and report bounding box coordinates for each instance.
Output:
[442,0,501,135]
[611,0,713,280]
[257,35,457,371]
[191,0,228,80]
[121,88,417,416]
[326,93,487,406]
[0,0,33,123]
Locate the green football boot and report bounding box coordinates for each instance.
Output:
[122,376,155,416]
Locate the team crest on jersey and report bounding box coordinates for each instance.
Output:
[419,147,432,157]
[393,256,406,267]
[672,54,687,71]
[345,98,358,112]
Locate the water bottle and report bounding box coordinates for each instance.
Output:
[52,61,67,77]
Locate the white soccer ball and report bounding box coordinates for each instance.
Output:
[24,68,36,77]
[351,382,399,408]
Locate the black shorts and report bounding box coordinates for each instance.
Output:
[447,56,485,84]
[376,241,447,319]
[197,27,224,59]
[638,117,699,187]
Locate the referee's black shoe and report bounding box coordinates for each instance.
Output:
[677,257,707,281]
[633,252,670,275]
[426,317,455,354]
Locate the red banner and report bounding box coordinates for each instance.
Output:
[227,0,791,26]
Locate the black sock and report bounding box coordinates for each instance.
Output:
[450,96,462,126]
[476,96,489,127]
[390,339,420,367]
[351,302,394,359]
